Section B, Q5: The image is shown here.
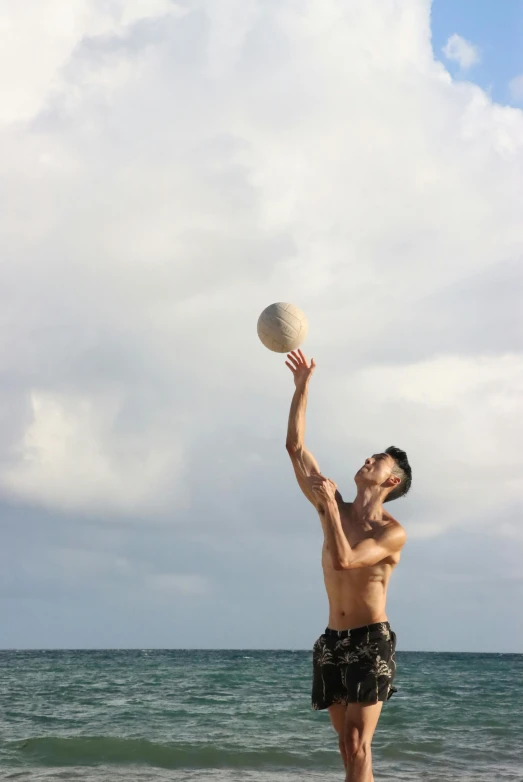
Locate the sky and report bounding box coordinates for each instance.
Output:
[0,0,522,653]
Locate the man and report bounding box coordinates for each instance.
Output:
[285,349,412,782]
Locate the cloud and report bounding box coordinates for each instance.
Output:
[0,0,522,648]
[442,33,480,70]
[146,573,209,596]
[0,0,183,123]
[323,354,523,532]
[0,0,521,531]
[0,391,186,516]
[509,73,523,104]
[0,540,132,599]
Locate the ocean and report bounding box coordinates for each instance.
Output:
[0,649,521,781]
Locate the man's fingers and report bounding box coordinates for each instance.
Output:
[291,350,308,366]
[297,348,314,367]
[287,350,315,372]
[284,361,295,372]
[297,348,311,367]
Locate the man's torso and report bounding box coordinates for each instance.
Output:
[321,501,401,630]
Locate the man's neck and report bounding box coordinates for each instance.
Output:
[351,487,386,522]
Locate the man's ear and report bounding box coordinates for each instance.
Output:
[385,474,401,488]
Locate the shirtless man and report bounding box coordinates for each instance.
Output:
[285,350,412,782]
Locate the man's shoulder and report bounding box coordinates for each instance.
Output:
[380,519,407,547]
[381,507,405,530]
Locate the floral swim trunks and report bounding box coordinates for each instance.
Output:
[312,621,397,710]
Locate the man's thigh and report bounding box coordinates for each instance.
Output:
[344,701,383,746]
[328,703,346,735]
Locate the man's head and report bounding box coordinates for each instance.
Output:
[354,446,412,502]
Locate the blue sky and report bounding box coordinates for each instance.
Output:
[432,0,523,104]
[0,0,522,653]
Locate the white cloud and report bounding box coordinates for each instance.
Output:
[509,73,523,104]
[442,33,480,70]
[0,0,183,123]
[322,354,523,535]
[0,0,521,538]
[0,391,186,516]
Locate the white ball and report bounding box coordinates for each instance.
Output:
[257,302,309,353]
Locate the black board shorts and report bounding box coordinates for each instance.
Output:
[312,622,397,709]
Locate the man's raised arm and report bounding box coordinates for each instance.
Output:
[285,350,321,505]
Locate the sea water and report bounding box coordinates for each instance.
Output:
[1,649,521,780]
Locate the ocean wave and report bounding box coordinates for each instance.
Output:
[5,737,339,770]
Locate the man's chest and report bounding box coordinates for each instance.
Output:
[337,510,378,547]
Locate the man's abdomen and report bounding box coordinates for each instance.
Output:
[323,562,391,631]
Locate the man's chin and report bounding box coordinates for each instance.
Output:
[354,471,371,485]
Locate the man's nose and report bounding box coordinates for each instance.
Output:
[365,457,373,465]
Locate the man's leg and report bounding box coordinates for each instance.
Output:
[328,704,348,770]
[343,702,383,782]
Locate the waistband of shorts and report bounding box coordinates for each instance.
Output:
[324,621,391,639]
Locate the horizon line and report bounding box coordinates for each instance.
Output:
[0,647,520,654]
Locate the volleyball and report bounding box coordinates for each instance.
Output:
[257,302,309,353]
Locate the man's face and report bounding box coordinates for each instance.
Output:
[354,453,396,488]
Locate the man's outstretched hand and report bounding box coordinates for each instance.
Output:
[285,349,316,389]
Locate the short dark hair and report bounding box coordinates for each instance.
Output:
[383,446,412,502]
